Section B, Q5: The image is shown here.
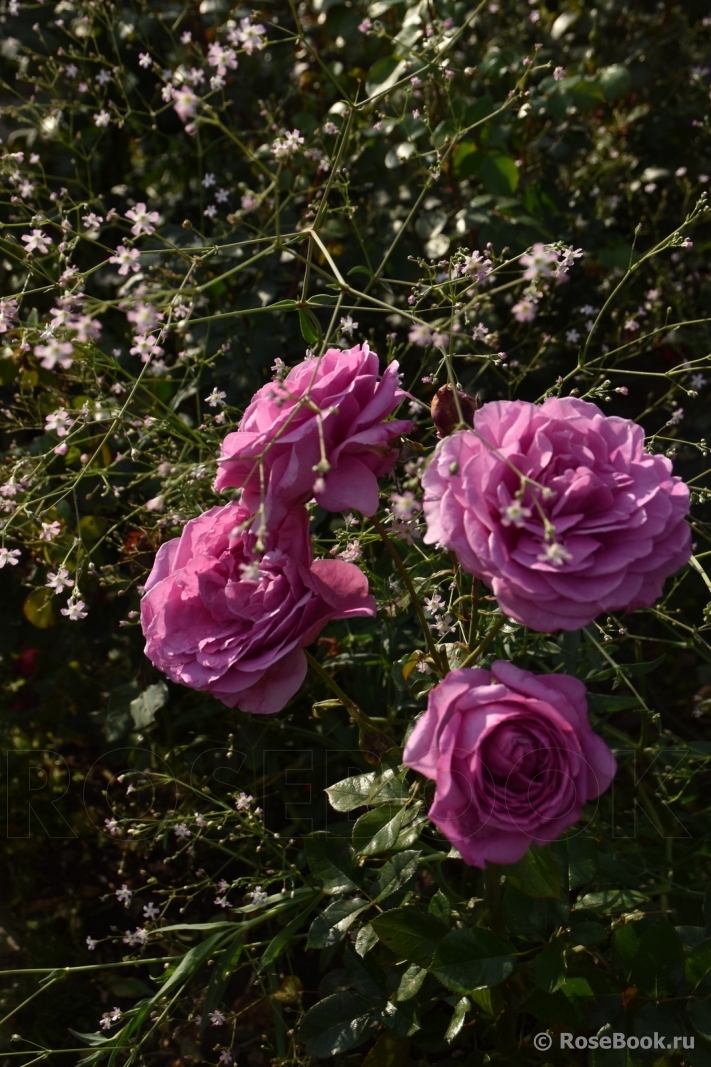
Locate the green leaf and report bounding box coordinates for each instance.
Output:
[68,1029,116,1048]
[478,154,520,196]
[570,922,607,947]
[551,836,598,890]
[344,946,387,1005]
[355,924,379,957]
[375,851,420,902]
[445,997,470,1042]
[689,998,711,1041]
[574,888,648,913]
[326,771,407,812]
[534,939,566,993]
[23,588,58,629]
[629,917,683,998]
[298,307,321,346]
[347,265,373,280]
[129,681,168,730]
[394,963,428,1002]
[586,693,641,713]
[157,930,227,1000]
[599,63,632,100]
[307,898,369,949]
[103,681,141,743]
[464,93,495,126]
[305,832,359,895]
[352,804,418,856]
[370,909,448,968]
[362,1031,411,1067]
[428,890,451,924]
[587,653,666,681]
[686,940,711,988]
[78,514,108,542]
[258,895,322,973]
[200,933,242,1034]
[380,997,419,1037]
[299,992,376,1057]
[366,56,407,99]
[506,846,561,899]
[430,928,515,994]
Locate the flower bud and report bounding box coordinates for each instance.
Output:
[430,384,480,437]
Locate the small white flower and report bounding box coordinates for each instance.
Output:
[109,244,141,275]
[115,884,132,905]
[0,547,21,568]
[47,567,74,593]
[40,521,61,541]
[86,936,97,951]
[248,886,268,906]
[94,110,111,127]
[174,822,191,840]
[235,792,253,810]
[123,927,148,946]
[143,902,160,920]
[338,540,362,562]
[501,502,532,528]
[61,598,87,621]
[434,613,456,637]
[537,541,572,566]
[390,491,421,521]
[21,229,53,254]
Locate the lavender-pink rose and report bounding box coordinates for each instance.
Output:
[214,344,412,520]
[140,502,375,714]
[403,661,616,868]
[422,397,691,631]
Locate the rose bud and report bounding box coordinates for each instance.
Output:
[430,384,480,437]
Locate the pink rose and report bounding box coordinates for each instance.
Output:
[214,344,412,520]
[403,661,616,867]
[422,397,691,631]
[140,503,375,714]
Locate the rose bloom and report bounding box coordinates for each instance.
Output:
[403,662,616,867]
[214,344,412,520]
[422,397,691,631]
[141,502,375,714]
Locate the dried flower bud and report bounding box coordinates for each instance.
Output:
[430,384,480,437]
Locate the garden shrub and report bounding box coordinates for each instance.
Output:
[1,0,711,1064]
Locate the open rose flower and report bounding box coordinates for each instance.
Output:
[215,344,412,521]
[141,503,375,714]
[422,397,691,631]
[404,662,616,867]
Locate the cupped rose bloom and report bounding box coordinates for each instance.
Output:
[422,397,691,631]
[214,344,412,520]
[403,661,616,867]
[141,502,375,714]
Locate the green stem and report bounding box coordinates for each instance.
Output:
[304,649,398,757]
[371,516,448,674]
[459,614,507,669]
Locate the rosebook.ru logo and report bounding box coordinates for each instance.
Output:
[534,1032,694,1052]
